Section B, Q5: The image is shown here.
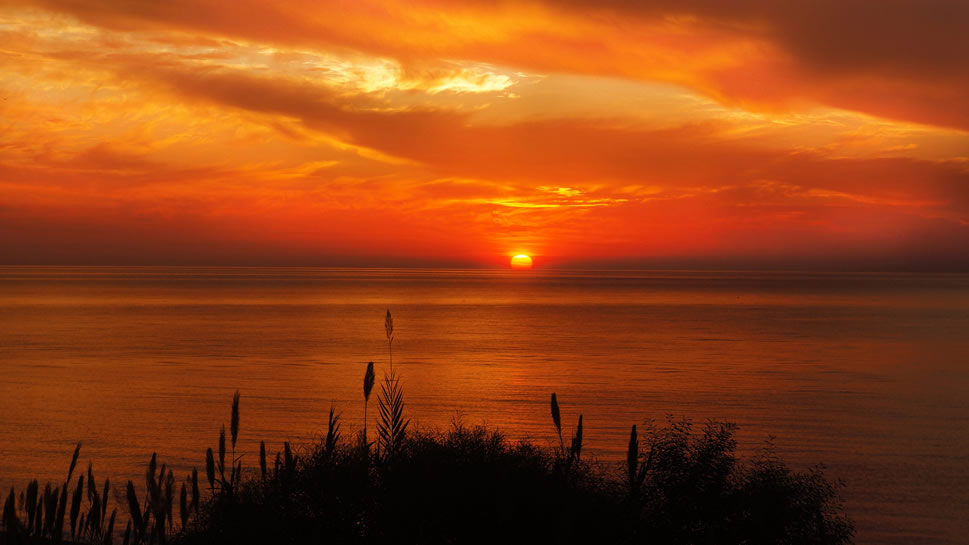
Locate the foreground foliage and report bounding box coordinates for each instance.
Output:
[178,417,852,545]
[2,416,852,545]
[1,312,852,544]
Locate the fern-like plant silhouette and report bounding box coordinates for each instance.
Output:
[377,370,408,458]
[377,310,408,458]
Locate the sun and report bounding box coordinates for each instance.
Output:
[510,254,533,269]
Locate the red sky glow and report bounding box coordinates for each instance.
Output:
[1,1,968,268]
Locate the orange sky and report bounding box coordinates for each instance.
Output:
[1,0,968,268]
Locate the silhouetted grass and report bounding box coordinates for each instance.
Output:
[1,399,854,545]
[1,311,854,544]
[167,409,851,545]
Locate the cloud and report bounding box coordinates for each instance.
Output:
[9,0,969,129]
[2,1,969,267]
[60,49,963,218]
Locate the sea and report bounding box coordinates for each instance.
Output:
[0,267,967,544]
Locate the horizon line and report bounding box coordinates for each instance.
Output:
[2,262,969,274]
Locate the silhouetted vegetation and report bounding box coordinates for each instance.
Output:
[0,400,855,545]
[1,310,854,544]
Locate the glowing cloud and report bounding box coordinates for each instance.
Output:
[1,1,967,268]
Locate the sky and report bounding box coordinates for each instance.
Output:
[1,0,968,269]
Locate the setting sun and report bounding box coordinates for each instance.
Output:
[510,254,533,269]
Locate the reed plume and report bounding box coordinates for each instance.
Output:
[625,424,651,494]
[283,442,294,474]
[627,424,638,489]
[25,479,38,531]
[102,478,110,524]
[363,361,375,445]
[70,475,83,539]
[87,463,96,503]
[125,481,144,541]
[550,393,565,456]
[87,486,100,539]
[165,469,175,533]
[179,482,188,530]
[191,469,199,515]
[67,442,81,483]
[218,425,226,484]
[202,391,245,498]
[260,441,267,481]
[570,414,584,462]
[41,482,56,538]
[106,508,117,543]
[3,488,18,537]
[385,309,394,371]
[228,392,241,495]
[231,390,240,451]
[54,479,67,540]
[325,404,342,456]
[205,449,215,490]
[33,485,43,537]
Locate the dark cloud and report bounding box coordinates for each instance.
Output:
[563,0,969,78]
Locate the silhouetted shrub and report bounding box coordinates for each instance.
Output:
[170,418,851,545]
[2,417,853,545]
[0,311,854,545]
[625,418,853,545]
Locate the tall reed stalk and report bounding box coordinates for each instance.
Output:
[363,361,375,446]
[549,393,583,473]
[377,310,408,458]
[385,309,394,371]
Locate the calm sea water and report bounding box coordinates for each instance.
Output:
[1,267,967,544]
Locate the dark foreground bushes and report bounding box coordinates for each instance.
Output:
[3,409,852,545]
[180,418,852,545]
[1,313,854,544]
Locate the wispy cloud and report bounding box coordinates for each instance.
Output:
[1,1,968,266]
